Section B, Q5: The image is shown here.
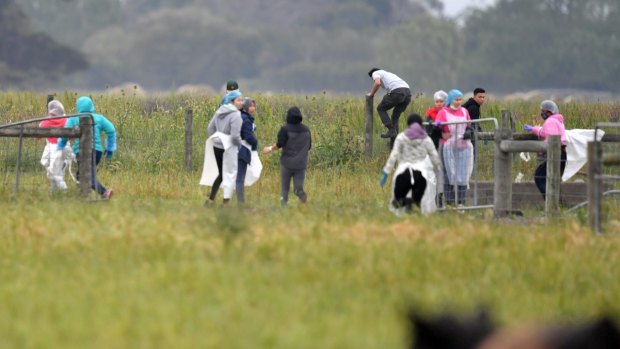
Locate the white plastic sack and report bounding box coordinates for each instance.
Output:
[200,132,238,199]
[389,157,437,216]
[563,129,605,182]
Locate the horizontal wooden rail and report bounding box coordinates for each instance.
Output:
[499,140,547,153]
[0,127,80,138]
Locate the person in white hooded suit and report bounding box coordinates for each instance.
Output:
[39,100,74,191]
[201,90,244,206]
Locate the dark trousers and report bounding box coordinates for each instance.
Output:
[377,88,411,131]
[236,159,248,203]
[280,166,307,204]
[76,150,107,196]
[534,148,567,199]
[209,147,225,200]
[393,169,427,209]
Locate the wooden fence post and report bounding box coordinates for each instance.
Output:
[184,108,193,171]
[493,125,513,218]
[587,141,602,233]
[545,135,561,218]
[364,96,373,157]
[78,117,93,198]
[47,94,54,104]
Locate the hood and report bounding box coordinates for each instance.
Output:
[404,123,427,140]
[47,100,65,117]
[216,103,240,119]
[286,106,303,124]
[548,113,564,123]
[76,96,95,113]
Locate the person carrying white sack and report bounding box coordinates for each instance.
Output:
[201,90,244,206]
[39,100,74,191]
[380,113,441,215]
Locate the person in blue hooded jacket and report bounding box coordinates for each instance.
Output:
[58,96,116,199]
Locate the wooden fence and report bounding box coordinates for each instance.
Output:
[0,116,93,197]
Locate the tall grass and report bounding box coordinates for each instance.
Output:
[0,92,619,348]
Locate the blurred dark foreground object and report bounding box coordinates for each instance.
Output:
[410,309,620,349]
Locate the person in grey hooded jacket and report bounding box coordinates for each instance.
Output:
[262,106,311,205]
[205,90,244,206]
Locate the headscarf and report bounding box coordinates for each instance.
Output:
[444,89,463,108]
[242,97,256,114]
[540,100,559,114]
[47,100,65,117]
[433,90,448,102]
[222,90,243,105]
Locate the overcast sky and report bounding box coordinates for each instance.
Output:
[442,0,496,17]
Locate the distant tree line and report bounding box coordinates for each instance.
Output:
[3,0,619,93]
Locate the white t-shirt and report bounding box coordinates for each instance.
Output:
[371,70,410,92]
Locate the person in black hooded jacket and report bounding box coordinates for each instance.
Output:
[262,106,312,205]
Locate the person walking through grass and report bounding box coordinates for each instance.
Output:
[39,100,73,191]
[201,90,244,206]
[58,96,116,199]
[236,97,260,204]
[262,106,311,206]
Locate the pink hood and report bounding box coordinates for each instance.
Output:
[532,114,567,144]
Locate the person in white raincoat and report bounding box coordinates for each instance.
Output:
[39,100,74,190]
[380,113,441,215]
[201,90,244,206]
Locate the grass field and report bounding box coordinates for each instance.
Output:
[1,92,619,348]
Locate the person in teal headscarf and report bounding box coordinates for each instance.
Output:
[58,96,116,199]
[434,89,473,206]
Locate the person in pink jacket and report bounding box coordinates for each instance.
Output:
[435,89,473,206]
[524,100,567,199]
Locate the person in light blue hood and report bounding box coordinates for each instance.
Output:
[58,96,116,199]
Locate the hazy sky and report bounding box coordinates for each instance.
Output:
[442,0,496,17]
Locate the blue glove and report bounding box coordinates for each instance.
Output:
[105,150,113,159]
[523,124,533,131]
[434,121,442,127]
[379,171,388,187]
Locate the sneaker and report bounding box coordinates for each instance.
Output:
[380,129,397,138]
[103,189,113,200]
[204,199,215,207]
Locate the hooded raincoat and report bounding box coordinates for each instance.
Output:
[58,96,116,155]
[383,123,441,215]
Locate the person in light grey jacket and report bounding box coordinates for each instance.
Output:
[205,90,244,205]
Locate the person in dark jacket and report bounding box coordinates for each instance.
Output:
[462,88,486,156]
[262,106,312,205]
[462,88,486,123]
[236,97,258,204]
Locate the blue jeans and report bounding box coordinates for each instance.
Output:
[236,159,248,203]
[76,150,107,196]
